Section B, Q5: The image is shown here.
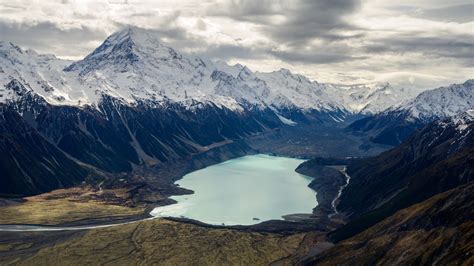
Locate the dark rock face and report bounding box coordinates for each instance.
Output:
[331,116,474,241]
[5,79,28,96]
[10,90,281,168]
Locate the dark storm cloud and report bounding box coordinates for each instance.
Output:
[0,21,107,57]
[265,0,363,46]
[208,0,282,24]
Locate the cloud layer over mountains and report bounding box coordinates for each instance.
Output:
[1,0,472,89]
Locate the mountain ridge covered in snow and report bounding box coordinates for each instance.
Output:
[0,27,466,115]
[347,80,474,146]
[398,79,474,120]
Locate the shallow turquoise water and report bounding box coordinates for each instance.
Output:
[150,154,317,225]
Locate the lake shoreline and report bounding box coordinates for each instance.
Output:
[0,139,348,234]
[150,154,317,226]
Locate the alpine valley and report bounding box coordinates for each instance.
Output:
[0,28,473,265]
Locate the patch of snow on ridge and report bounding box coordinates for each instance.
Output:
[276,114,297,126]
[328,114,344,123]
[451,109,474,132]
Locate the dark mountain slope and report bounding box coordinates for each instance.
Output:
[303,182,474,265]
[347,110,424,146]
[0,104,89,196]
[0,79,284,196]
[1,76,378,197]
[332,111,474,241]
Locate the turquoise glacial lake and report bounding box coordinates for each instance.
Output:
[150,154,317,225]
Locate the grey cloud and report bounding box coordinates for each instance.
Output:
[270,48,366,64]
[0,0,472,90]
[200,43,269,60]
[0,21,107,58]
[418,4,474,23]
[202,0,374,65]
[207,0,473,68]
[267,0,362,44]
[209,0,362,45]
[392,3,474,23]
[208,0,283,22]
[363,33,474,66]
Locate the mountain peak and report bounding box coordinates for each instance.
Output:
[278,68,292,75]
[106,27,164,49]
[65,27,181,74]
[0,41,25,54]
[237,66,254,80]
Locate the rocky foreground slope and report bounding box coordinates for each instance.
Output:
[302,182,474,265]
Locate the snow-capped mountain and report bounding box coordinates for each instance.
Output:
[400,80,474,120]
[348,80,474,145]
[0,42,77,105]
[0,27,427,115]
[0,27,471,197]
[325,83,425,114]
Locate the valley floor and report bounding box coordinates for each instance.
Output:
[0,124,406,265]
[0,186,148,227]
[0,218,323,265]
[0,133,350,265]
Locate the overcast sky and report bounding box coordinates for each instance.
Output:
[0,0,472,89]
